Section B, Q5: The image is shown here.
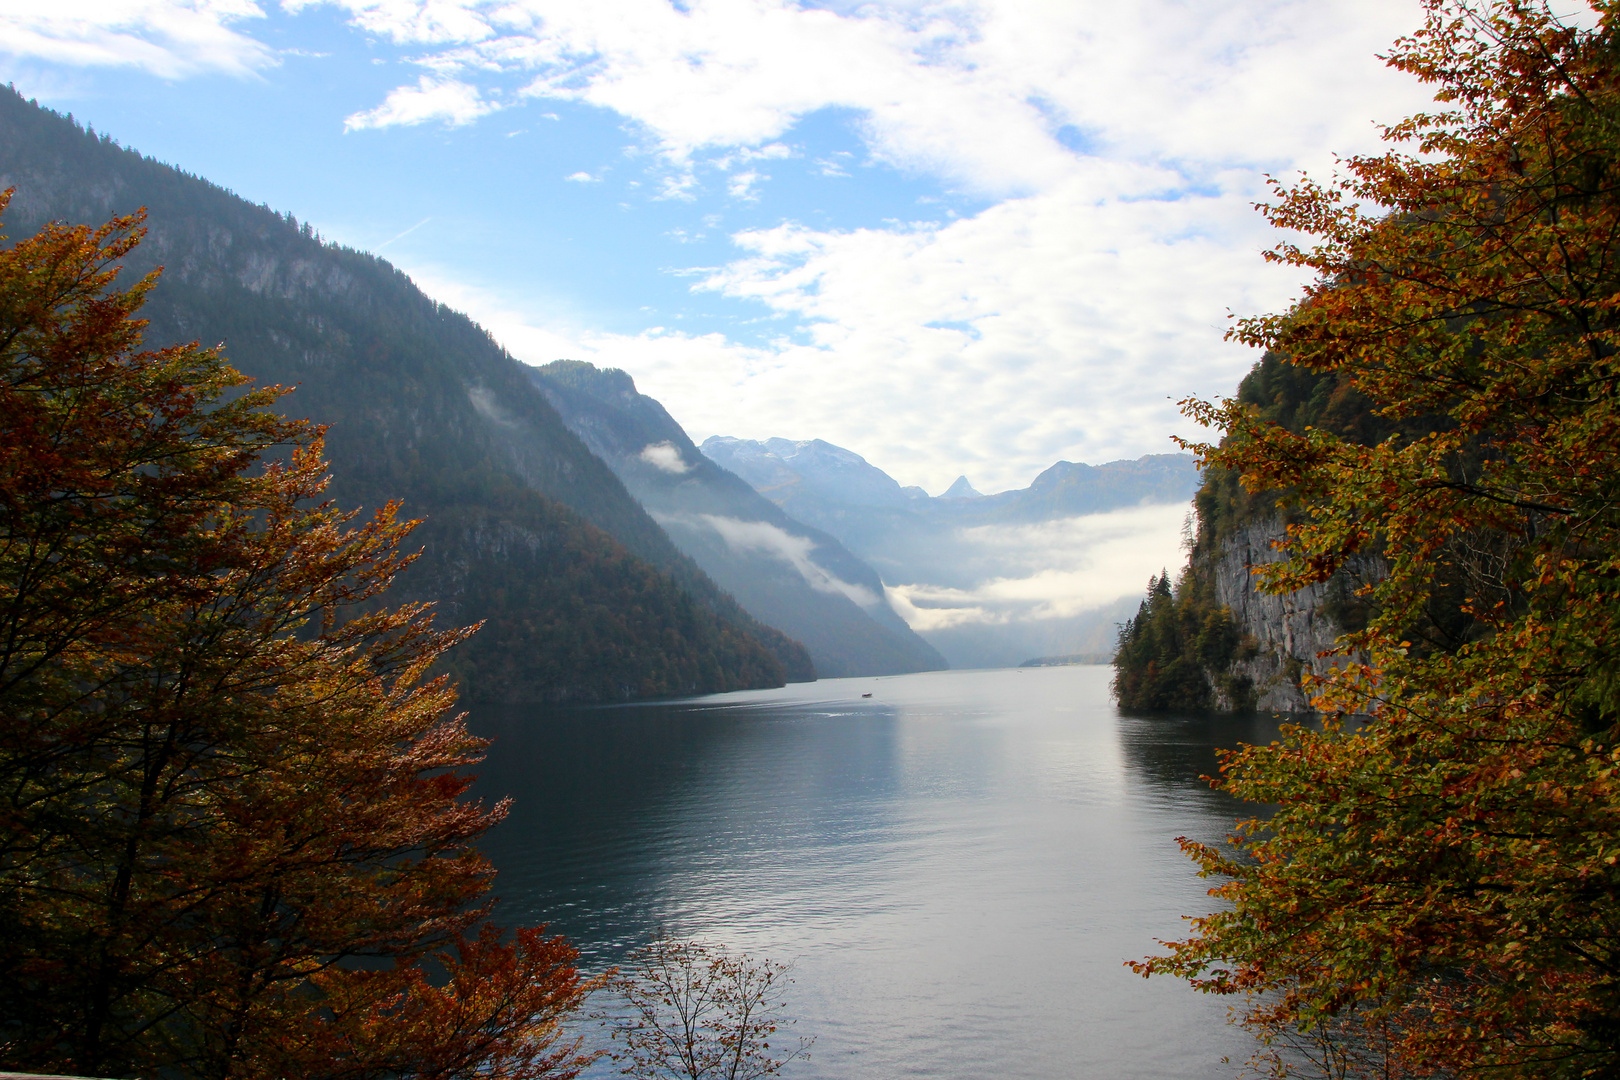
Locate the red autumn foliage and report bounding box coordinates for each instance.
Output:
[0,191,594,1079]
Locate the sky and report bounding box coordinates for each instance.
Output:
[0,0,1446,495]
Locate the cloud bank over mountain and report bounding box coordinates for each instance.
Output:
[703,436,1199,668]
[679,513,881,610]
[884,503,1191,634]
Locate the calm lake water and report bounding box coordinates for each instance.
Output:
[469,665,1289,1079]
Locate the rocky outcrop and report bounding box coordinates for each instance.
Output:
[1210,517,1381,713]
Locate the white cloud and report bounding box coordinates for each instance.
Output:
[11,0,1501,500]
[466,383,517,427]
[338,0,1450,492]
[281,0,491,47]
[344,74,496,130]
[883,502,1190,631]
[0,0,272,77]
[726,169,762,201]
[402,165,1295,492]
[638,441,691,473]
[564,170,598,182]
[687,514,881,608]
[309,0,1431,193]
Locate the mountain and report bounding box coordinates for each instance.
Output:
[1112,353,1394,713]
[703,437,1201,669]
[707,438,924,510]
[972,457,1204,523]
[529,361,947,677]
[704,438,1197,547]
[0,86,812,701]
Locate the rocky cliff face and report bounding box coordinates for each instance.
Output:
[1209,517,1380,713]
[1114,352,1405,716]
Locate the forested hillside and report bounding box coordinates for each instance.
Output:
[532,360,944,677]
[1113,353,1404,713]
[0,86,809,701]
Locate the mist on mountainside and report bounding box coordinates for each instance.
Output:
[703,437,1200,669]
[529,361,946,678]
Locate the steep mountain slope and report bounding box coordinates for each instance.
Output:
[1113,353,1402,713]
[531,361,946,677]
[703,437,1201,668]
[0,87,810,700]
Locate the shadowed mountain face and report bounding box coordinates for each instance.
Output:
[530,361,947,678]
[703,437,1201,669]
[0,88,812,701]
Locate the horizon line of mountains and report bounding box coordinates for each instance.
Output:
[0,85,1199,701]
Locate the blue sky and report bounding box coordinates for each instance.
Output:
[1,0,1443,494]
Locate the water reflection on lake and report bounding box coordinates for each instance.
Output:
[469,665,1288,1079]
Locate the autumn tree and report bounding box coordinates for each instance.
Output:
[0,193,593,1079]
[1132,2,1620,1077]
[603,938,811,1080]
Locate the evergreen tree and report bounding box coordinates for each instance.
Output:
[1113,569,1250,713]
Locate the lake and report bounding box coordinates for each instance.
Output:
[470,665,1290,1079]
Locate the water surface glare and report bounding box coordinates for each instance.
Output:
[471,665,1287,1079]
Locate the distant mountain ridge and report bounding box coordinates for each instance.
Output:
[708,438,926,510]
[940,476,984,499]
[702,436,1198,572]
[969,456,1203,523]
[703,436,1201,669]
[530,361,946,678]
[0,86,810,701]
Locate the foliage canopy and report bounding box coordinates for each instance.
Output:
[0,195,592,1079]
[1135,2,1620,1076]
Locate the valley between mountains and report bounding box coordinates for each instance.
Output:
[0,85,1198,697]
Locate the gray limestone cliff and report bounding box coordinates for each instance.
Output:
[1208,517,1381,713]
